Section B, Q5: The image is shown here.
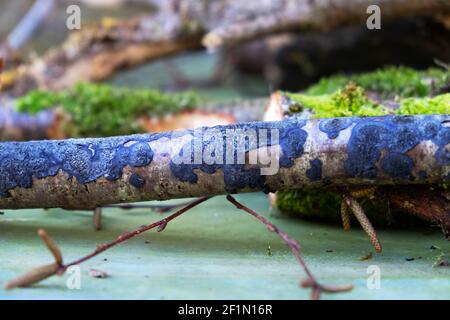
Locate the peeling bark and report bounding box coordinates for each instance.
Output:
[0,114,447,210]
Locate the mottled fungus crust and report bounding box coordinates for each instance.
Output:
[319,118,354,139]
[129,173,146,189]
[306,159,323,181]
[0,133,161,197]
[344,116,449,180]
[0,115,447,208]
[169,118,308,193]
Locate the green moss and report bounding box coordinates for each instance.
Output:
[288,87,449,118]
[305,66,449,98]
[16,83,201,137]
[397,94,450,115]
[276,188,342,220]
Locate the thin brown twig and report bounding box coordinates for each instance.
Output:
[65,196,211,269]
[340,200,351,231]
[38,228,63,266]
[5,196,211,289]
[226,195,353,300]
[343,194,382,253]
[93,207,102,231]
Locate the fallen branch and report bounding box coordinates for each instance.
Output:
[0,114,447,210]
[202,0,450,50]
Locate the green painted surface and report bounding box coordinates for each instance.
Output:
[1,193,449,300]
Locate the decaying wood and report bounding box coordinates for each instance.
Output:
[0,114,447,211]
[382,186,450,237]
[3,0,449,95]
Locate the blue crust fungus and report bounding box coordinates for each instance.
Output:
[0,114,447,210]
[169,118,308,193]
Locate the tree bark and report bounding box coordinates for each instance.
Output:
[0,114,447,209]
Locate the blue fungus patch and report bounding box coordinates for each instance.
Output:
[0,115,447,198]
[129,173,146,188]
[418,170,428,179]
[169,118,308,193]
[106,141,154,181]
[0,133,158,197]
[344,115,449,180]
[278,124,308,167]
[380,153,414,180]
[306,159,323,181]
[319,117,354,139]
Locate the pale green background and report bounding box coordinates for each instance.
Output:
[1,193,449,300]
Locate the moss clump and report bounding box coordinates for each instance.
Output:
[287,83,388,118]
[397,94,450,115]
[288,85,450,118]
[276,188,342,221]
[16,83,201,137]
[277,68,450,227]
[305,66,449,98]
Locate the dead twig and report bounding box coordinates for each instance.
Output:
[4,196,211,290]
[226,195,353,299]
[93,207,102,231]
[342,194,382,253]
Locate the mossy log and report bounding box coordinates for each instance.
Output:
[0,114,447,211]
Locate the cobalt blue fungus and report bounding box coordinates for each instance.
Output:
[0,115,447,198]
[306,159,323,181]
[319,117,354,139]
[0,133,158,197]
[344,115,449,180]
[418,170,428,180]
[170,117,308,193]
[129,173,146,188]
